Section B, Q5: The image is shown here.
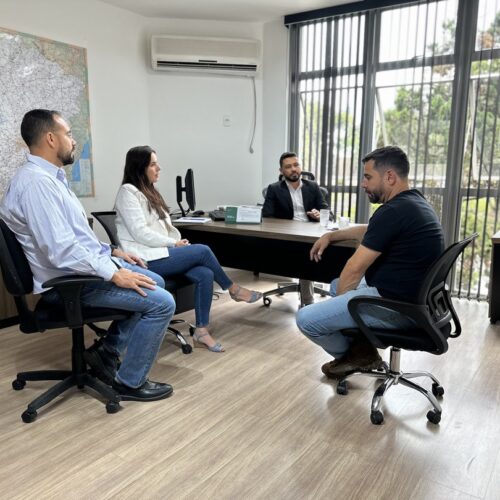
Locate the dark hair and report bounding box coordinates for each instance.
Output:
[362,146,409,178]
[20,109,61,147]
[121,146,169,218]
[279,152,298,168]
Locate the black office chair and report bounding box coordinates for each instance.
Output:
[261,171,330,307]
[0,219,127,423]
[336,233,477,425]
[91,211,196,354]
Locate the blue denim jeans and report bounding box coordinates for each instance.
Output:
[43,260,175,388]
[147,244,233,327]
[296,278,415,358]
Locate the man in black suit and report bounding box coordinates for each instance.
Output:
[262,153,328,221]
[262,152,329,305]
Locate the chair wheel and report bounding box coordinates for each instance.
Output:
[370,410,384,425]
[21,409,37,423]
[12,379,26,390]
[336,382,348,395]
[432,383,444,397]
[263,297,272,307]
[426,410,441,424]
[106,401,121,414]
[182,344,193,354]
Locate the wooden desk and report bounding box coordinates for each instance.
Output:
[176,218,357,284]
[489,231,500,323]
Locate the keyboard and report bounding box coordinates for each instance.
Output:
[209,209,226,221]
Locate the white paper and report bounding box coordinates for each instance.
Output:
[175,217,212,224]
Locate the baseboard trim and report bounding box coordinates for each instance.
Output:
[0,316,19,329]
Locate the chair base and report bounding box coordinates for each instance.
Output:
[12,327,121,423]
[168,319,193,354]
[336,347,444,425]
[14,371,121,423]
[262,281,329,307]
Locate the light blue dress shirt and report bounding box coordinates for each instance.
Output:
[0,154,117,293]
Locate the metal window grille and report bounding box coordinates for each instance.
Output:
[288,0,500,300]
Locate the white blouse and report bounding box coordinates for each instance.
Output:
[114,183,181,261]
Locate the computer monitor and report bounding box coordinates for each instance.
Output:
[176,168,196,216]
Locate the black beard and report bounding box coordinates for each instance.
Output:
[367,192,381,204]
[284,174,300,182]
[59,151,75,166]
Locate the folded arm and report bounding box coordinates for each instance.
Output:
[310,224,368,262]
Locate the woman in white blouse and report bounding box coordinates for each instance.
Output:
[114,146,262,353]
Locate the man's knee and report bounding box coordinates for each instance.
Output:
[150,272,165,289]
[151,289,176,318]
[296,307,317,337]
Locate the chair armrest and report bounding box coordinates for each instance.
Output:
[347,295,449,354]
[43,275,104,288]
[42,275,105,328]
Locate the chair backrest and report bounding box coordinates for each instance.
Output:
[0,219,40,332]
[412,233,477,335]
[263,171,324,200]
[0,219,34,296]
[91,211,119,246]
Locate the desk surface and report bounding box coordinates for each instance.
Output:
[177,218,358,284]
[175,218,358,249]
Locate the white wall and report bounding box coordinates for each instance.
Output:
[262,19,290,188]
[0,0,151,221]
[1,1,291,218]
[143,18,264,211]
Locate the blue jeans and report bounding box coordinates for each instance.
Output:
[296,278,415,358]
[147,244,233,328]
[43,260,175,388]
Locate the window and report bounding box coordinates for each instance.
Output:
[288,0,499,299]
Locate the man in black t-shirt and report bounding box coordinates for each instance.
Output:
[296,146,443,379]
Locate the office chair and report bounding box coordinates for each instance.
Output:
[91,211,196,354]
[261,171,330,307]
[336,233,477,425]
[0,219,126,423]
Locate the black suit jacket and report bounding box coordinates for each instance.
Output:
[262,179,328,221]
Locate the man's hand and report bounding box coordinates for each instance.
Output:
[307,209,320,221]
[111,268,157,296]
[310,233,333,262]
[175,239,190,247]
[112,248,147,268]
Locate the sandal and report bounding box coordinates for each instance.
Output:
[229,284,263,303]
[189,327,225,353]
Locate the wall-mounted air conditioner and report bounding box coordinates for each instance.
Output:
[151,35,260,77]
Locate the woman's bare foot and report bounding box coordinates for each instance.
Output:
[190,327,225,352]
[228,284,263,303]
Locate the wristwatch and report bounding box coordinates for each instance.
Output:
[110,244,119,251]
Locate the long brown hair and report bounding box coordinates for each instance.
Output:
[121,146,169,218]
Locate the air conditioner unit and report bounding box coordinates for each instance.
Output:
[151,35,260,76]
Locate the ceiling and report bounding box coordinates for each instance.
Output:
[98,0,353,23]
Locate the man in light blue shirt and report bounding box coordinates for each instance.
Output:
[0,109,176,401]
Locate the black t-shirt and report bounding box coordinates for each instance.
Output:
[362,189,444,302]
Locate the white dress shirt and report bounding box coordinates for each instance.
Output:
[286,180,308,221]
[0,154,117,293]
[114,183,181,262]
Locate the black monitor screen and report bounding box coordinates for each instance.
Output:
[176,168,196,216]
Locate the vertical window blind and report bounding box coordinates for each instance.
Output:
[287,0,499,300]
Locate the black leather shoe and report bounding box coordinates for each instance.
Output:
[83,340,120,385]
[112,379,173,401]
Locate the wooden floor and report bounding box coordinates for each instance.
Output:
[1,270,499,500]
